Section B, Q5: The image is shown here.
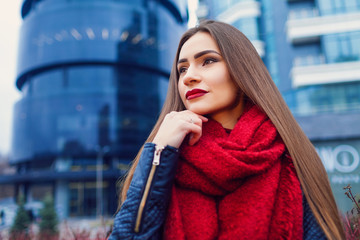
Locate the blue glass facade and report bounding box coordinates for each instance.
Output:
[260,0,280,85]
[322,32,360,64]
[284,0,360,116]
[201,0,360,213]
[5,0,188,218]
[317,0,360,15]
[204,0,279,83]
[205,0,262,40]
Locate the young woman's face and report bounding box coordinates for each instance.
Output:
[177,32,243,128]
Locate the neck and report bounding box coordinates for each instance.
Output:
[210,96,244,129]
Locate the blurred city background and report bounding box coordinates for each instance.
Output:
[0,0,359,238]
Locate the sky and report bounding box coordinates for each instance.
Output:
[0,1,198,156]
[0,1,22,155]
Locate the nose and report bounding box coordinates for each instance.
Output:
[181,65,201,86]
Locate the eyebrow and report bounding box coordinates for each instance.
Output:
[177,50,221,64]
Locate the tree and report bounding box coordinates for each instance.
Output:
[39,194,59,239]
[10,194,31,239]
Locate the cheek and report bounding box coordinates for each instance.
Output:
[226,85,241,105]
[177,83,186,103]
[210,69,230,86]
[213,78,233,94]
[217,76,238,100]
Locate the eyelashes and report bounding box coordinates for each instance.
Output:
[202,57,218,66]
[178,57,219,74]
[179,67,186,74]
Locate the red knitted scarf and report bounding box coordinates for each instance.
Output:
[163,104,303,240]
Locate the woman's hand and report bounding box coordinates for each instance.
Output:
[152,111,208,148]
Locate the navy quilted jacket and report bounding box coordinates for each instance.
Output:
[109,143,327,240]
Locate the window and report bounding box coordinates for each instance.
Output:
[30,185,53,202]
[31,69,64,97]
[322,33,360,63]
[232,17,259,41]
[289,82,360,116]
[69,181,109,217]
[318,0,360,15]
[67,66,115,93]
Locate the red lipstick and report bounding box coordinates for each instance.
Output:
[186,89,208,100]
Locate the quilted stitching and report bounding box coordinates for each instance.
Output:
[303,197,327,240]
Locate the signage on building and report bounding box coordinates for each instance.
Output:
[314,140,360,213]
[316,142,360,183]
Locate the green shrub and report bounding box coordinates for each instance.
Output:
[10,195,31,239]
[39,194,58,239]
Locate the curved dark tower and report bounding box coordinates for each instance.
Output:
[10,0,188,218]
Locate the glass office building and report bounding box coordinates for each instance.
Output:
[201,0,360,213]
[3,0,188,219]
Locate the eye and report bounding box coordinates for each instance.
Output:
[203,58,218,66]
[178,67,187,74]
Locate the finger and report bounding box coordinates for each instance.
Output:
[187,124,202,145]
[184,111,208,123]
[182,113,205,145]
[186,115,207,127]
[188,132,194,144]
[188,117,201,126]
[198,115,208,122]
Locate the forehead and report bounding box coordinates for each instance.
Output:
[178,32,220,59]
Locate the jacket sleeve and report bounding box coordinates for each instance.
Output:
[303,196,327,240]
[108,143,179,240]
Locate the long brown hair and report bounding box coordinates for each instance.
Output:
[119,20,345,239]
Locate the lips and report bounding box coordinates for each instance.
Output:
[186,89,208,100]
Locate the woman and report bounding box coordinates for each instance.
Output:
[109,20,345,240]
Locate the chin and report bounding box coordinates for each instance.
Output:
[186,106,209,116]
